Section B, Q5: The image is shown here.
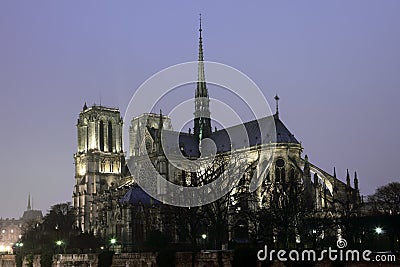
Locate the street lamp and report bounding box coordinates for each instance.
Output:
[56,240,64,254]
[375,227,383,235]
[201,234,207,250]
[110,238,117,251]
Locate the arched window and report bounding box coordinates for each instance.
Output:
[275,158,285,183]
[108,121,113,152]
[100,161,105,172]
[99,120,104,151]
[290,168,295,180]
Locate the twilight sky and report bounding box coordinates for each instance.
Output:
[0,1,399,219]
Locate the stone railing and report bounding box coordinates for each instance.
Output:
[53,254,97,267]
[0,255,16,267]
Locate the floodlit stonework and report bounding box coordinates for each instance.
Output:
[72,21,361,250]
[72,105,124,233]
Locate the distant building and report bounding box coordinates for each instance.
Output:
[0,195,42,253]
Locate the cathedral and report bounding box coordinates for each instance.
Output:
[72,20,361,250]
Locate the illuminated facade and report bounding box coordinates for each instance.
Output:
[72,104,124,233]
[0,219,21,253]
[0,195,42,253]
[73,22,361,248]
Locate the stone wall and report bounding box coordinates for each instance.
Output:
[4,252,396,267]
[175,251,233,267]
[0,255,16,267]
[53,254,97,267]
[112,253,156,267]
[47,252,231,267]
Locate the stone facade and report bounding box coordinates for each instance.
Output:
[73,23,361,249]
[72,105,124,233]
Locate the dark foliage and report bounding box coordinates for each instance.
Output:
[98,250,114,267]
[40,251,53,267]
[156,248,175,267]
[233,247,258,267]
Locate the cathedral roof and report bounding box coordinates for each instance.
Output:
[209,115,299,152]
[148,115,299,157]
[119,186,161,206]
[273,116,300,143]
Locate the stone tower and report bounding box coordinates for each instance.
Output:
[73,104,124,233]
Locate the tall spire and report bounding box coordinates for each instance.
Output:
[27,193,31,210]
[194,14,212,145]
[198,14,204,63]
[197,13,206,92]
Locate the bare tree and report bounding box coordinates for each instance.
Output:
[369,182,400,215]
[368,181,400,251]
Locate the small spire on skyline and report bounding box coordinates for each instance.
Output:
[274,94,280,117]
[346,169,350,187]
[354,171,359,190]
[27,193,31,210]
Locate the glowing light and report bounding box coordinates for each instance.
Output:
[375,227,383,235]
[56,240,63,246]
[78,166,86,176]
[110,238,117,244]
[201,234,207,240]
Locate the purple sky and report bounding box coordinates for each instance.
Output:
[0,1,399,219]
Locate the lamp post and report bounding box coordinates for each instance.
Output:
[201,234,207,251]
[14,242,23,253]
[375,227,383,235]
[56,240,64,254]
[110,238,117,252]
